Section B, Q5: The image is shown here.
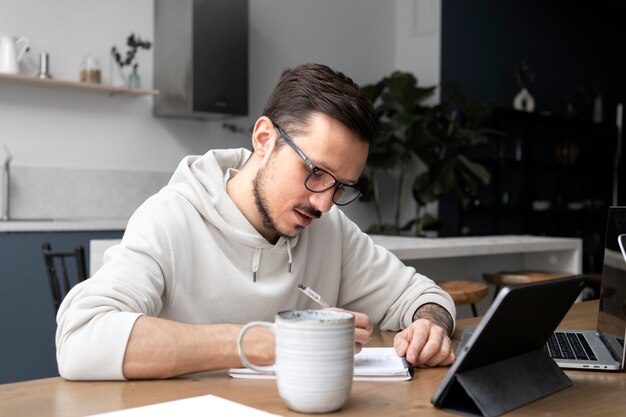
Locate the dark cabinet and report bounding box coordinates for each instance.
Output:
[0,230,124,384]
[440,108,621,274]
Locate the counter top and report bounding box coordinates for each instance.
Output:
[370,234,581,260]
[0,218,128,232]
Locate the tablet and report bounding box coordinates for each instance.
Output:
[431,274,586,417]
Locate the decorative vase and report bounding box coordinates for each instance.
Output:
[513,88,535,112]
[127,65,141,89]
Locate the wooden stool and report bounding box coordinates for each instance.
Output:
[483,270,572,300]
[439,280,489,317]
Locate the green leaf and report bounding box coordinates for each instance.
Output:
[458,154,491,184]
[360,71,501,236]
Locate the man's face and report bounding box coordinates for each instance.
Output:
[253,112,368,242]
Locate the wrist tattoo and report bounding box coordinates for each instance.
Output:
[413,303,454,336]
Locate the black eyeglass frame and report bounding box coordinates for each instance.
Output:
[272,122,362,206]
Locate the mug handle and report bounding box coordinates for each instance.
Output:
[237,321,275,374]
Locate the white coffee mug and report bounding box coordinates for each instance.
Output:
[237,310,355,413]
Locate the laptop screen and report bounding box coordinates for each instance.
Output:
[596,207,626,365]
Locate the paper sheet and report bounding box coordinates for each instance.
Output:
[87,394,281,416]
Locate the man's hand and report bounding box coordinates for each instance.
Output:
[393,303,455,367]
[328,308,373,353]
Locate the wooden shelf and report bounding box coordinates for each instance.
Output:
[0,73,159,96]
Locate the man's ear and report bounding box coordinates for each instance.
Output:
[251,117,276,161]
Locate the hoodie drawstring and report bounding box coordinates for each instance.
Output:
[252,248,261,282]
[251,240,293,282]
[286,240,293,273]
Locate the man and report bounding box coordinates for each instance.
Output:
[56,63,455,380]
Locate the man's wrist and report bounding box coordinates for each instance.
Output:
[412,303,454,336]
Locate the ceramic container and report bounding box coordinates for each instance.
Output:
[0,33,29,74]
[238,310,354,413]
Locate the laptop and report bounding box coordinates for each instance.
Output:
[458,207,626,371]
[432,275,586,416]
[547,208,626,370]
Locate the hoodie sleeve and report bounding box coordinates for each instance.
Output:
[334,210,456,332]
[55,200,175,380]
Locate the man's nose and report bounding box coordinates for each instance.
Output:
[310,188,335,213]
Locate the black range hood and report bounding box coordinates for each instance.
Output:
[153,0,249,119]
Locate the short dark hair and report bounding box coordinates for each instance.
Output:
[262,63,379,144]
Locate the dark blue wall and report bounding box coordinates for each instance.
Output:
[0,230,124,384]
[442,0,626,122]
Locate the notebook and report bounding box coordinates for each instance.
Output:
[458,207,626,371]
[229,347,413,381]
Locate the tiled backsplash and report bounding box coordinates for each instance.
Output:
[3,166,171,220]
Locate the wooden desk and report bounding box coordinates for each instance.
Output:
[1,300,623,417]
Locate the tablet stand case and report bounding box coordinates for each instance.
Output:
[437,348,571,417]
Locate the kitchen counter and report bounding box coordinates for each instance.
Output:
[89,233,585,319]
[0,218,128,232]
[370,234,582,317]
[370,234,581,260]
[89,234,582,291]
[370,234,582,276]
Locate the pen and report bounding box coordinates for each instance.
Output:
[297,283,331,308]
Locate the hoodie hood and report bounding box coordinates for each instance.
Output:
[165,148,299,261]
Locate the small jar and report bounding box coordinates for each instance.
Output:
[79,55,101,84]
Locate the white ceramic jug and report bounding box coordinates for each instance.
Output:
[0,33,30,74]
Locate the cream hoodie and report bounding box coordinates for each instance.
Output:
[56,148,455,380]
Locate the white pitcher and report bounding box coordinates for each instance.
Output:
[0,33,30,74]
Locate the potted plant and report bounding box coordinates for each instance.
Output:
[111,33,152,88]
[359,71,498,236]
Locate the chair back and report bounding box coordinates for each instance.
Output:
[42,242,87,313]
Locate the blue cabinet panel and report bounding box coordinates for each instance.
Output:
[0,230,124,384]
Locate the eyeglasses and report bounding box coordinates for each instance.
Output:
[273,122,362,206]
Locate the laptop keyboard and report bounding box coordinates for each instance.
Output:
[547,332,598,361]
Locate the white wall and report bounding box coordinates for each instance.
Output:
[0,0,440,227]
[395,0,441,101]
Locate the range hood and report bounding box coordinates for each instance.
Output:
[153,0,248,119]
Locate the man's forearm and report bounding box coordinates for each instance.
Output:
[412,303,454,336]
[123,316,273,379]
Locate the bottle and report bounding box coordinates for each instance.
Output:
[37,52,52,79]
[127,64,140,89]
